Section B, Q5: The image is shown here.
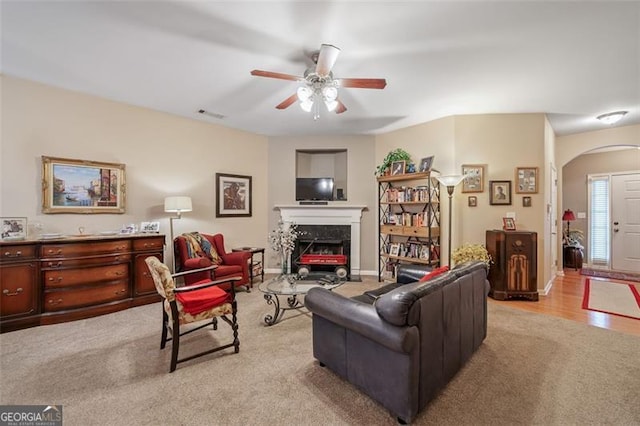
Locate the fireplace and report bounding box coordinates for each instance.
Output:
[292,225,351,279]
[275,205,366,280]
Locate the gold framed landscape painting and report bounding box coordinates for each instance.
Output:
[42,156,126,214]
[461,164,485,193]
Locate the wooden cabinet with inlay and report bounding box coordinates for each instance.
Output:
[1,234,165,332]
[485,230,538,301]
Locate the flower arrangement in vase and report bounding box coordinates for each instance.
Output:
[451,243,492,268]
[268,220,301,275]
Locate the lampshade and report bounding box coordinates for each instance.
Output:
[562,209,576,221]
[164,196,192,213]
[436,175,465,187]
[596,111,627,125]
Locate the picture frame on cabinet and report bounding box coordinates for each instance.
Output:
[503,217,516,231]
[489,180,512,205]
[515,167,538,193]
[391,161,406,176]
[140,221,160,233]
[461,164,485,193]
[42,156,126,214]
[1,217,27,241]
[468,196,478,207]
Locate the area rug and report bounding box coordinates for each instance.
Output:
[582,278,640,320]
[580,267,640,283]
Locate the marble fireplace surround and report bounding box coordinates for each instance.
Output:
[275,205,366,279]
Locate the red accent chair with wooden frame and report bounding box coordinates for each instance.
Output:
[145,256,241,372]
[174,233,251,291]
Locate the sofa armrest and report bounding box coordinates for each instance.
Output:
[183,257,213,269]
[396,264,433,284]
[305,287,418,354]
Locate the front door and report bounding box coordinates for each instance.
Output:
[611,173,640,272]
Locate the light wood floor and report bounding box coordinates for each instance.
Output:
[491,269,640,337]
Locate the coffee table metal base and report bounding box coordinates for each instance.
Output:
[262,293,304,326]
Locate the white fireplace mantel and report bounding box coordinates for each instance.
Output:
[275,205,366,277]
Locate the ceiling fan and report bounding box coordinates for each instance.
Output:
[250,44,387,119]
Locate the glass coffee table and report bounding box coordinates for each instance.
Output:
[258,274,346,326]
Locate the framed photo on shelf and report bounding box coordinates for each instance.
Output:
[140,221,160,233]
[1,217,27,241]
[41,156,126,214]
[522,196,532,207]
[489,180,512,205]
[391,161,406,176]
[468,196,478,207]
[389,243,400,256]
[419,156,434,172]
[419,244,430,260]
[461,164,485,193]
[515,167,538,193]
[216,173,252,217]
[503,217,516,231]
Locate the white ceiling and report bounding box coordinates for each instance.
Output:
[2,1,639,137]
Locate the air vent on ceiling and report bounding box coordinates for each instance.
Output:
[198,109,225,119]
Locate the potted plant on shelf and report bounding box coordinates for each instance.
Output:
[375,148,412,176]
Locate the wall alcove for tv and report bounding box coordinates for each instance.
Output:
[296,149,347,201]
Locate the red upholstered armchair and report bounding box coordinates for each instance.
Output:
[174,233,251,290]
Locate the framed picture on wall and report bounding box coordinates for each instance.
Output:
[461,164,485,193]
[41,156,126,214]
[489,180,512,205]
[515,167,538,193]
[468,196,478,207]
[216,173,252,217]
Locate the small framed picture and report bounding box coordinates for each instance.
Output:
[468,196,478,207]
[419,244,430,260]
[515,167,538,194]
[489,180,512,205]
[140,221,160,233]
[461,164,485,193]
[1,217,27,241]
[522,196,532,207]
[503,217,516,231]
[389,243,400,256]
[216,173,252,218]
[391,161,406,176]
[419,156,434,172]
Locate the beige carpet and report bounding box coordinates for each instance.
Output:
[1,280,639,425]
[582,278,640,320]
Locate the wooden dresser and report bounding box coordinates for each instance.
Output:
[1,234,164,332]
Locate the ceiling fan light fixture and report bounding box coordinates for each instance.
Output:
[324,99,338,112]
[596,110,628,125]
[297,86,313,102]
[322,86,338,101]
[300,98,314,112]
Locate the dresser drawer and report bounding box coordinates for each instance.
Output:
[41,240,131,258]
[42,254,131,269]
[133,237,164,251]
[44,264,129,288]
[380,225,403,235]
[1,245,37,262]
[44,281,128,312]
[403,227,429,237]
[1,263,38,317]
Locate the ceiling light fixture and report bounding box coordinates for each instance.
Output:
[596,111,628,125]
[295,69,340,120]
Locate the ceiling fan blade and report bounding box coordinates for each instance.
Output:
[315,44,341,77]
[275,93,298,110]
[251,69,303,82]
[335,100,347,114]
[337,78,387,89]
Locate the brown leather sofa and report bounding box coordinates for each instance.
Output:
[305,261,490,424]
[173,233,251,290]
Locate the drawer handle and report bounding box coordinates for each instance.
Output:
[48,298,63,305]
[3,251,22,257]
[48,262,63,268]
[115,289,126,295]
[114,271,125,276]
[48,277,63,283]
[116,245,125,250]
[2,287,23,296]
[47,249,63,255]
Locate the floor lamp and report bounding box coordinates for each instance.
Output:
[435,175,465,268]
[164,196,192,271]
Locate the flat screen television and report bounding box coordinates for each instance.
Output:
[296,177,334,201]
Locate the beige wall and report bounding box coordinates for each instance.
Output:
[562,147,640,263]
[267,135,376,271]
[0,75,269,267]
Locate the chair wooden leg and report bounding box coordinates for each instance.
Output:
[160,307,168,349]
[170,319,180,373]
[232,301,240,353]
